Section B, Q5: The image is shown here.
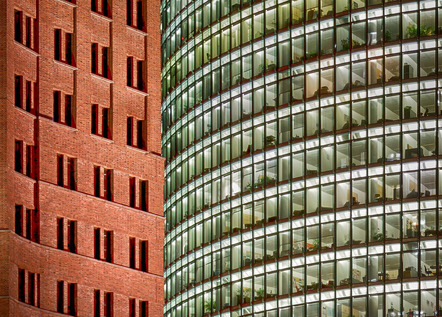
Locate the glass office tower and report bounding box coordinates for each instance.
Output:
[161,0,442,316]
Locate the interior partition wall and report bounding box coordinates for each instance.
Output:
[161,0,442,316]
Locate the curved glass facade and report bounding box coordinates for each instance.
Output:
[161,0,442,316]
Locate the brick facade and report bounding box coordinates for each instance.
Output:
[0,0,164,315]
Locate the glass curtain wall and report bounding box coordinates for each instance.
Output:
[162,0,442,316]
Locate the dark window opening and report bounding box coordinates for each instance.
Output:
[68,220,77,253]
[136,0,144,31]
[65,94,74,127]
[15,140,23,173]
[54,29,61,60]
[15,11,23,43]
[15,75,22,108]
[127,117,133,145]
[18,269,25,302]
[25,209,31,239]
[104,230,113,263]
[91,43,98,74]
[53,91,61,122]
[65,33,73,65]
[140,240,148,272]
[129,298,136,317]
[29,272,35,306]
[137,120,144,149]
[126,0,133,26]
[127,57,133,86]
[102,0,110,17]
[94,290,100,317]
[25,16,31,47]
[94,228,100,260]
[129,237,136,268]
[104,169,113,201]
[129,177,136,208]
[57,217,64,250]
[102,108,110,138]
[91,0,98,12]
[140,180,148,211]
[15,205,23,236]
[104,292,113,317]
[102,47,109,78]
[94,166,100,197]
[67,157,76,190]
[140,301,148,317]
[68,283,77,316]
[92,104,98,134]
[57,154,64,186]
[57,281,64,313]
[26,145,33,177]
[32,209,40,243]
[137,60,144,90]
[25,80,31,112]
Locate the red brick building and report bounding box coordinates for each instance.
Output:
[0,0,164,316]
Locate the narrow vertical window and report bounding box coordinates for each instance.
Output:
[25,16,31,47]
[136,0,144,30]
[67,157,76,190]
[129,237,136,268]
[140,301,148,317]
[57,154,64,186]
[104,230,113,263]
[53,91,61,122]
[25,209,31,239]
[57,281,64,313]
[102,108,110,138]
[127,57,133,86]
[15,205,23,236]
[91,43,98,74]
[36,274,40,307]
[65,33,73,65]
[18,269,25,302]
[104,292,113,317]
[127,117,133,145]
[15,75,22,108]
[68,283,77,316]
[92,104,98,134]
[129,177,136,207]
[29,272,35,306]
[140,240,148,272]
[68,220,77,253]
[25,80,31,112]
[129,298,136,317]
[26,145,33,177]
[127,0,133,26]
[102,0,110,17]
[32,209,40,243]
[14,11,23,43]
[140,180,148,211]
[91,0,98,12]
[137,120,144,149]
[57,217,64,250]
[94,166,100,197]
[137,60,144,90]
[54,29,61,60]
[104,169,113,201]
[94,290,100,317]
[15,140,23,173]
[102,47,109,78]
[65,94,74,127]
[94,228,100,259]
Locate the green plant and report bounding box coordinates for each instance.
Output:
[373,232,383,241]
[255,288,265,299]
[242,287,252,298]
[420,25,435,36]
[204,300,215,313]
[406,23,418,38]
[341,38,350,50]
